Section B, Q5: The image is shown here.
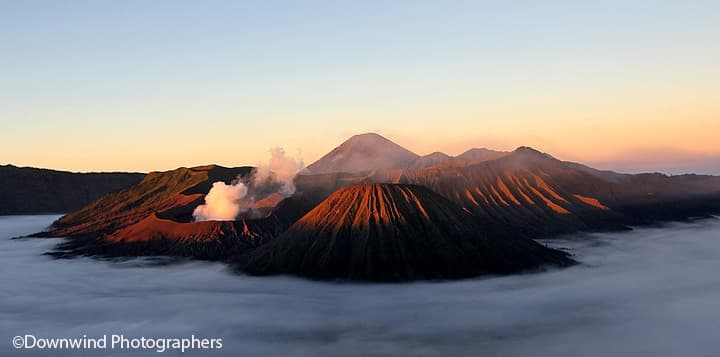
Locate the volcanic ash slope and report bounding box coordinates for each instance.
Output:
[242,183,575,281]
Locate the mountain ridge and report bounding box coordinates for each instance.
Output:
[28,133,720,278]
[0,165,144,215]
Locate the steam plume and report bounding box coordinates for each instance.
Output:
[193,148,303,222]
[254,147,304,197]
[192,182,248,221]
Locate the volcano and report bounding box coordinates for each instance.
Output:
[31,133,720,274]
[305,133,419,174]
[35,165,309,259]
[242,184,575,281]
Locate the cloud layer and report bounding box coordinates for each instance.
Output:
[2,215,720,356]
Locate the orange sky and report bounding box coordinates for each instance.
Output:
[2,1,719,174]
[3,84,719,173]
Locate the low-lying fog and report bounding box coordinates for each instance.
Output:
[2,215,720,356]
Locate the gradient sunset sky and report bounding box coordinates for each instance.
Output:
[1,1,719,174]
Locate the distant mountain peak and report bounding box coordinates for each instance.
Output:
[341,133,407,150]
[306,133,419,174]
[409,152,453,169]
[460,147,496,155]
[451,147,509,165]
[346,132,388,142]
[426,151,450,157]
[514,146,541,152]
[513,146,555,160]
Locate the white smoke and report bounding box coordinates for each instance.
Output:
[253,147,304,197]
[191,181,248,221]
[193,147,303,222]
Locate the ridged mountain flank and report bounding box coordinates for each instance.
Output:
[242,183,575,281]
[396,146,720,235]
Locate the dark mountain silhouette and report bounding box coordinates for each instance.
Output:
[306,133,419,174]
[0,165,143,215]
[242,184,574,281]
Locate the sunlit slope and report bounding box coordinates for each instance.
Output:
[243,183,574,281]
[40,165,250,238]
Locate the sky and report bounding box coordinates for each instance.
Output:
[1,0,719,174]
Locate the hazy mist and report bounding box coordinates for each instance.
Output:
[2,215,720,356]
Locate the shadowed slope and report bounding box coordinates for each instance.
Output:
[242,184,574,281]
[0,165,143,215]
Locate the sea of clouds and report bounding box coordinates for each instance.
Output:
[1,215,720,356]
